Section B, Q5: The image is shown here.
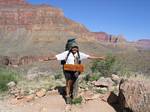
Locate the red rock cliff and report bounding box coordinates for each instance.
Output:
[0,0,95,43]
[0,0,127,57]
[0,0,66,31]
[0,0,27,5]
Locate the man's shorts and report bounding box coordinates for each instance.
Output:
[63,71,79,80]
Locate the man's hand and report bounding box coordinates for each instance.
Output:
[38,56,49,62]
[99,56,106,60]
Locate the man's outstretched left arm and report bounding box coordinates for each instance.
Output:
[88,56,105,60]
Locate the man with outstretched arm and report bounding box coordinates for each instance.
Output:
[40,45,105,104]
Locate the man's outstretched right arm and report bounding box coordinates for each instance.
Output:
[39,56,57,62]
[39,51,68,62]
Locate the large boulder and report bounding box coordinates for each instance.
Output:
[111,74,121,84]
[118,79,150,112]
[93,77,115,88]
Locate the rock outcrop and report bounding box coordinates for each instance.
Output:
[0,0,27,5]
[136,39,150,50]
[118,79,150,112]
[0,56,10,65]
[92,32,110,42]
[0,55,52,66]
[93,32,126,43]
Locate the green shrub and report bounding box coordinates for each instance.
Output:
[95,88,108,94]
[91,54,118,77]
[82,72,102,82]
[90,54,135,77]
[0,67,20,92]
[72,96,83,105]
[54,72,63,80]
[89,73,102,81]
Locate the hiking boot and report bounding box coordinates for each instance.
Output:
[70,94,73,99]
[66,96,72,104]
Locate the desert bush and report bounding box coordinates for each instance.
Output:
[0,67,20,92]
[54,72,63,80]
[89,74,100,81]
[90,54,135,77]
[82,72,102,82]
[72,96,83,104]
[95,88,108,94]
[91,54,118,77]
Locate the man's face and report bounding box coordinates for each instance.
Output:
[71,47,78,54]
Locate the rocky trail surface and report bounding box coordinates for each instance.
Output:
[0,90,116,112]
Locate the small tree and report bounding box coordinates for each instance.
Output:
[91,54,117,77]
[0,67,20,92]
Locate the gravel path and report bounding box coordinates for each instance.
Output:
[0,91,116,112]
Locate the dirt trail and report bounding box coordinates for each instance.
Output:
[0,91,116,112]
[71,100,116,112]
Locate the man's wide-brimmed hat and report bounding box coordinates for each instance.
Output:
[70,42,78,48]
[65,38,79,50]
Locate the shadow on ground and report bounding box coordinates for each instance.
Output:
[55,86,67,103]
[107,92,133,112]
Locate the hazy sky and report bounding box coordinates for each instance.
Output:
[27,0,150,41]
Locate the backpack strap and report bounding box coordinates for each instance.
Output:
[65,50,81,64]
[77,51,81,64]
[65,50,71,62]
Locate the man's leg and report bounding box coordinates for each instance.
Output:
[72,78,79,98]
[72,72,80,98]
[66,80,74,104]
[66,80,74,97]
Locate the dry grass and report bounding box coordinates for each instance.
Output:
[119,71,150,85]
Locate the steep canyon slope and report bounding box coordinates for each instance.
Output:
[0,0,149,75]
